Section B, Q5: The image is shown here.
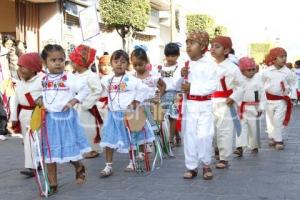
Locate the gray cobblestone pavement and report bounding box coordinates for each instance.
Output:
[1,106,300,200]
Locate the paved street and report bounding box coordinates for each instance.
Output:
[1,106,300,200]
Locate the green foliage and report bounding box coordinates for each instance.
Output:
[186,14,228,38]
[100,0,151,32]
[186,14,215,36]
[214,25,227,37]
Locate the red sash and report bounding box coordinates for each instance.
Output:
[187,94,211,101]
[212,76,233,98]
[12,93,36,133]
[88,105,103,143]
[239,101,259,120]
[99,97,108,108]
[266,92,292,126]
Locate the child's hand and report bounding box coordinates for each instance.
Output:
[62,98,79,112]
[128,100,140,110]
[181,82,190,94]
[225,98,234,106]
[157,78,166,96]
[35,96,43,107]
[181,67,189,77]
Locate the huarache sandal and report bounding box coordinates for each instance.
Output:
[84,151,99,159]
[216,160,229,169]
[183,169,198,179]
[275,142,284,150]
[75,164,86,184]
[233,147,243,157]
[202,167,213,180]
[251,148,258,154]
[268,138,276,147]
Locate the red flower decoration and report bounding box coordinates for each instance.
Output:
[48,81,53,88]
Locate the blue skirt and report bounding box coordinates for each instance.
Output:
[161,91,179,119]
[100,111,155,153]
[42,109,91,163]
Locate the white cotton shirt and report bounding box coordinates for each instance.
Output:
[186,56,217,96]
[240,73,266,111]
[137,71,161,100]
[152,63,183,91]
[42,72,90,112]
[212,58,245,103]
[74,70,103,110]
[101,73,149,111]
[261,65,296,96]
[10,74,43,121]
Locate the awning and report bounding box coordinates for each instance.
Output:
[26,0,57,3]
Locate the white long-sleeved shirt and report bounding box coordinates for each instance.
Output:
[174,55,217,96]
[152,62,183,92]
[42,72,90,112]
[101,73,149,111]
[261,65,296,97]
[212,58,244,103]
[10,74,43,121]
[136,71,161,100]
[74,70,103,110]
[240,73,266,111]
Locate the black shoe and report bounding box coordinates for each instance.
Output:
[20,169,35,177]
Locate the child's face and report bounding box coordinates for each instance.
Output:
[44,51,65,74]
[99,63,112,75]
[111,57,128,76]
[241,68,256,79]
[131,57,147,74]
[186,40,203,60]
[273,53,287,68]
[17,66,36,81]
[165,55,179,66]
[4,39,14,49]
[210,42,229,61]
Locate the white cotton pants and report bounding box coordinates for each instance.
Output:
[213,102,234,161]
[19,110,35,169]
[236,108,260,149]
[265,100,286,142]
[182,100,214,170]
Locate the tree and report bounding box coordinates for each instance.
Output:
[214,25,228,37]
[186,14,215,37]
[186,14,228,39]
[100,0,151,51]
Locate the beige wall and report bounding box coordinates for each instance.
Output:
[0,0,16,33]
[39,2,62,50]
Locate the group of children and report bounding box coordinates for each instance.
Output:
[9,31,297,196]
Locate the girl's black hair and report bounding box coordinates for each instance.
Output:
[130,47,148,63]
[110,49,129,64]
[41,44,66,60]
[164,42,180,56]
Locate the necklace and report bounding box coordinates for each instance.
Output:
[161,64,178,78]
[108,74,125,107]
[43,73,65,105]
